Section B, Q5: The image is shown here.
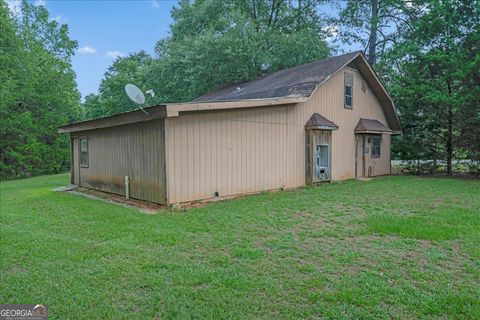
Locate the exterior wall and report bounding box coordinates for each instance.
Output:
[165,66,392,204]
[72,119,166,204]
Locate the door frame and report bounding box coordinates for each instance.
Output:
[355,134,367,178]
[71,137,80,185]
[305,129,332,185]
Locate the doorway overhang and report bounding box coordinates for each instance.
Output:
[305,113,338,131]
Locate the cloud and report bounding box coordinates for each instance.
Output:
[34,0,46,6]
[151,1,160,8]
[78,46,97,54]
[105,51,126,59]
[50,15,66,23]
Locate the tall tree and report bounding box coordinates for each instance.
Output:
[386,0,480,175]
[0,0,81,179]
[86,0,332,117]
[335,0,417,64]
[148,0,331,102]
[83,51,154,119]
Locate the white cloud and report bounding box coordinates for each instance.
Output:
[34,0,46,6]
[50,15,66,23]
[105,51,126,59]
[6,0,21,16]
[78,46,97,54]
[151,1,160,8]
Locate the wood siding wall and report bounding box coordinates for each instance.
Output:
[165,67,391,204]
[72,119,166,204]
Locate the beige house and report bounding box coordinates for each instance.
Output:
[59,51,401,205]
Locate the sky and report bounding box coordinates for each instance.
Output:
[7,0,347,101]
[8,0,176,100]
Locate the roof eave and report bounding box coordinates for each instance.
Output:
[58,97,307,134]
[58,105,167,133]
[305,125,339,131]
[165,96,307,117]
[354,130,394,135]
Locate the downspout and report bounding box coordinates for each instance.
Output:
[125,176,130,200]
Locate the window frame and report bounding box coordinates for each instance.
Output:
[344,72,353,109]
[371,136,381,159]
[79,137,89,168]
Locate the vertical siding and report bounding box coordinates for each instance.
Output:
[75,119,166,204]
[72,138,80,185]
[165,66,392,204]
[301,66,392,181]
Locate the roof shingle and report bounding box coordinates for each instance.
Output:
[193,51,362,102]
[354,118,393,134]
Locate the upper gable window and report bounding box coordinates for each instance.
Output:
[344,72,353,109]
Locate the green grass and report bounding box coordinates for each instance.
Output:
[1,174,479,319]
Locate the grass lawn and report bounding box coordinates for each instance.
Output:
[1,174,479,319]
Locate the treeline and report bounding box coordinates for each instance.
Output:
[1,0,81,179]
[1,0,479,179]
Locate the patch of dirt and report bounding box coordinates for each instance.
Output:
[70,187,165,214]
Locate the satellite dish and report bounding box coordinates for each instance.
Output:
[125,84,145,105]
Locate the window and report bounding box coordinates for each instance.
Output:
[371,137,381,158]
[80,138,89,167]
[316,145,329,168]
[344,72,353,109]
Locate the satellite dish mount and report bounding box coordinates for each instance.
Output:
[125,84,154,116]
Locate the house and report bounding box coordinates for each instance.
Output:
[59,51,401,205]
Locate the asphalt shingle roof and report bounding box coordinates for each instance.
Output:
[354,118,393,133]
[193,51,362,102]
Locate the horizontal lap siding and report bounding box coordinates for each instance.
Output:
[165,67,392,204]
[75,119,166,204]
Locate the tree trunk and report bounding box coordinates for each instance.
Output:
[367,0,379,65]
[446,104,453,176]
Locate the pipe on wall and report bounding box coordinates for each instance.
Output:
[125,176,130,200]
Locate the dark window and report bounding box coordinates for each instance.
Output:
[80,138,89,167]
[344,72,353,109]
[371,137,381,158]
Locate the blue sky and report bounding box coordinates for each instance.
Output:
[8,0,348,100]
[8,0,177,100]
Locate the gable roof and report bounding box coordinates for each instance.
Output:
[194,51,361,102]
[193,51,400,132]
[354,118,393,134]
[305,113,339,130]
[59,51,401,134]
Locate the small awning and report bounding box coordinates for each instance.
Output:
[305,113,339,130]
[354,118,393,134]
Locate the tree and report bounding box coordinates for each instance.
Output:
[335,0,417,64]
[83,51,154,119]
[386,0,480,175]
[0,0,81,179]
[87,0,332,118]
[149,0,331,102]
